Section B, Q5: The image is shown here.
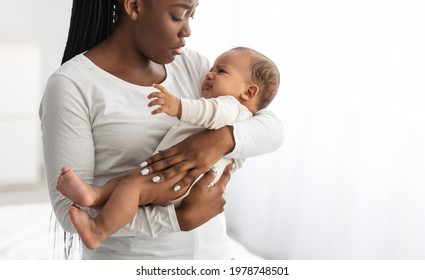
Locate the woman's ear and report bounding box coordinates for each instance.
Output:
[123,0,142,20]
[241,84,260,101]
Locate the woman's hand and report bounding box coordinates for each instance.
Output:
[176,163,233,231]
[140,126,235,189]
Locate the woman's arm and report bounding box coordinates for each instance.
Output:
[40,74,229,236]
[227,108,284,158]
[40,74,93,233]
[41,75,179,237]
[141,109,283,188]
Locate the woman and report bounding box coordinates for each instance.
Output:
[40,0,283,259]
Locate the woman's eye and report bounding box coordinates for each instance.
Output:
[171,15,183,22]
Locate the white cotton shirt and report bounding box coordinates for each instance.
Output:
[40,49,283,259]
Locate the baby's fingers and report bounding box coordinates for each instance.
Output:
[147,91,166,100]
[152,83,170,93]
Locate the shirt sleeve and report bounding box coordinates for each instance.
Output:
[40,74,93,234]
[179,96,252,130]
[39,74,180,237]
[226,108,284,159]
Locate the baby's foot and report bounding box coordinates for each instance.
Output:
[68,205,105,250]
[56,166,96,207]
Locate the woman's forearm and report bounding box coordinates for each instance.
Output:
[227,108,283,159]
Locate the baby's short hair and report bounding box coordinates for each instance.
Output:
[231,47,280,110]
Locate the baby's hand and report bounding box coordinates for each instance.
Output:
[147,84,182,118]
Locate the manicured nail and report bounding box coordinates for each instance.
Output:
[152,176,160,183]
[140,161,148,168]
[232,162,236,170]
[141,168,149,175]
[210,166,218,173]
[173,185,181,192]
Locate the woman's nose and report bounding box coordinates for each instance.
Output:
[179,19,191,38]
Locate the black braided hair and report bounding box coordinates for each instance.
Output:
[61,0,119,64]
[55,0,120,259]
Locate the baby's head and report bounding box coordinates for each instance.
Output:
[201,47,280,113]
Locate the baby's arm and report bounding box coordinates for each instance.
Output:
[147,84,182,118]
[147,84,251,130]
[179,96,251,130]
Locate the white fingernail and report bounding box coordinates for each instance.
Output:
[173,185,181,192]
[140,161,148,168]
[232,162,236,170]
[152,176,160,183]
[210,166,218,173]
[141,168,149,175]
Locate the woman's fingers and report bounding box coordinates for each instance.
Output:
[140,147,180,169]
[141,129,231,184]
[210,163,233,192]
[175,169,203,190]
[140,151,189,178]
[176,164,233,231]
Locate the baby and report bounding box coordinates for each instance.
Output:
[56,47,280,249]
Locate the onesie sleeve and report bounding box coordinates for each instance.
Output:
[179,96,252,130]
[226,108,284,159]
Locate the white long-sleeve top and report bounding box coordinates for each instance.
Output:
[39,49,283,259]
[157,96,253,201]
[180,96,252,130]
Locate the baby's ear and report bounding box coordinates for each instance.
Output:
[242,84,260,101]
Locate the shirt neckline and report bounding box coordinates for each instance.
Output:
[77,53,171,90]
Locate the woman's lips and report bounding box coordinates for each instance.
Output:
[171,46,184,55]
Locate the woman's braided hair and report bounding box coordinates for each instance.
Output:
[56,0,120,260]
[61,0,120,64]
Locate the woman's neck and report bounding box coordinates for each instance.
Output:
[84,32,166,87]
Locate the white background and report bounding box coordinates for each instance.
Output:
[1,0,425,260]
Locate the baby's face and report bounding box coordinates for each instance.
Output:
[201,50,251,99]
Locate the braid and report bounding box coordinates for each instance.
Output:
[57,0,119,259]
[61,0,118,64]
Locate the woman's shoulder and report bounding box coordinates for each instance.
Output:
[47,54,105,90]
[178,48,210,69]
[51,54,88,77]
[182,48,208,61]
[169,48,210,82]
[44,54,98,97]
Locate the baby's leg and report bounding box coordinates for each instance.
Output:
[85,170,187,241]
[56,166,98,206]
[57,166,121,207]
[68,205,106,250]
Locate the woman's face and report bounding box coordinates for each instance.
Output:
[135,0,198,64]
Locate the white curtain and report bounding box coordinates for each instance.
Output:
[190,0,425,259]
